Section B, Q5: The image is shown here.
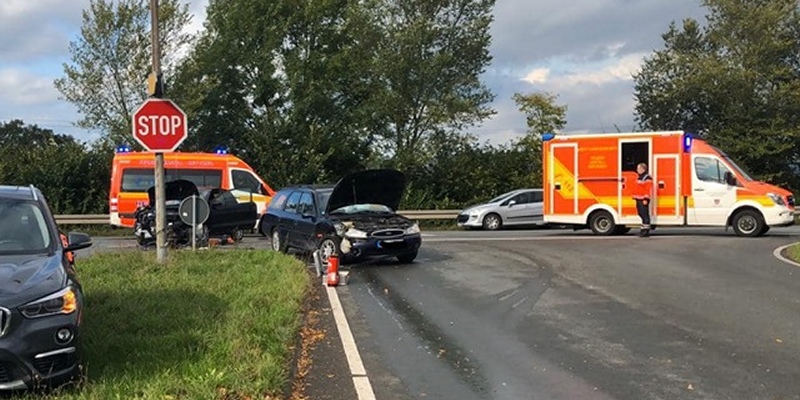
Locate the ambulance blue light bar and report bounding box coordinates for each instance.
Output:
[542,132,556,141]
[683,133,694,152]
[115,144,131,153]
[214,145,229,155]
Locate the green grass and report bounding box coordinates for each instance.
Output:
[785,243,800,263]
[21,249,311,400]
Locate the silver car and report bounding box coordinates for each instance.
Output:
[456,188,545,230]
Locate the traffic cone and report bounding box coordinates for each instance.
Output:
[326,254,340,286]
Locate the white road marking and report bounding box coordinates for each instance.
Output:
[773,242,800,268]
[326,286,376,400]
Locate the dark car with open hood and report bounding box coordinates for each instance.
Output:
[0,185,92,391]
[259,169,421,264]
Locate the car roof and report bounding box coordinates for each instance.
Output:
[0,185,42,201]
[281,184,336,192]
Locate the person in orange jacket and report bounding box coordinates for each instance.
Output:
[633,163,654,237]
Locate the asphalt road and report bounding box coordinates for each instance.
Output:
[87,226,800,399]
[336,226,800,400]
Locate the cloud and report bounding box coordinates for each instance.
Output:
[552,52,646,87]
[522,68,550,85]
[0,69,59,106]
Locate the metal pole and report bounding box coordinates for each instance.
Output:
[192,195,196,251]
[150,0,167,263]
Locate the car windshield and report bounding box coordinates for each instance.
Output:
[721,155,754,182]
[0,199,53,255]
[330,204,394,215]
[488,190,519,204]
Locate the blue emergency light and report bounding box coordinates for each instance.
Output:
[115,144,131,153]
[214,145,229,155]
[683,133,693,153]
[542,132,556,141]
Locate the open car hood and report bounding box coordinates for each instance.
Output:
[147,179,199,205]
[326,169,406,213]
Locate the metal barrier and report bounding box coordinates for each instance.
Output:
[54,210,461,225]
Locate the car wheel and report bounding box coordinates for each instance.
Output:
[231,228,245,243]
[482,213,502,230]
[397,251,418,264]
[271,229,287,253]
[732,209,765,237]
[589,211,616,236]
[318,236,340,264]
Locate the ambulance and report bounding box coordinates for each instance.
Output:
[542,131,796,237]
[109,146,276,229]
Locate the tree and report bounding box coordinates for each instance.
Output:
[0,120,110,214]
[511,91,568,187]
[55,0,192,146]
[633,0,800,189]
[373,0,496,170]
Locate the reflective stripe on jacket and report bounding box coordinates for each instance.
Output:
[633,173,653,200]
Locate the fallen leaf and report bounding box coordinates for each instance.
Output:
[437,349,446,358]
[775,338,783,344]
[687,383,695,391]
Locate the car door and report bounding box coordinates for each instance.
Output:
[282,191,303,247]
[501,192,533,226]
[529,190,545,224]
[294,192,319,251]
[689,155,737,225]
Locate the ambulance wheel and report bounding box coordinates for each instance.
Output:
[732,209,765,237]
[589,211,616,236]
[482,213,503,230]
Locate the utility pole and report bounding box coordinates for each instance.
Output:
[150,0,167,264]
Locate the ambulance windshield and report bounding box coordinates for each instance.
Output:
[714,147,753,181]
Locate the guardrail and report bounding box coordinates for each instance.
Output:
[55,210,462,225]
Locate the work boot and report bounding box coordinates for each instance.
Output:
[641,229,650,238]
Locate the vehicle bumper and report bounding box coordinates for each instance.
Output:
[0,311,81,390]
[456,213,483,228]
[764,206,797,227]
[341,233,422,259]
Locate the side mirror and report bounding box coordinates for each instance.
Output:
[724,171,737,186]
[64,232,92,252]
[508,200,517,207]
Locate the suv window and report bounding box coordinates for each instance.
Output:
[232,170,263,194]
[0,199,52,254]
[284,191,302,213]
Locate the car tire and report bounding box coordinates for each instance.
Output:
[231,228,245,243]
[271,229,287,253]
[397,251,418,264]
[318,236,340,264]
[732,209,765,237]
[589,211,616,236]
[482,213,503,231]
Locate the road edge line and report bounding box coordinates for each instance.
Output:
[773,242,800,268]
[326,285,376,400]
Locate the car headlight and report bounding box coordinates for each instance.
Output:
[405,223,420,235]
[19,287,78,319]
[767,193,786,206]
[345,228,368,239]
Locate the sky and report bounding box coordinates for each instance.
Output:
[0,0,707,146]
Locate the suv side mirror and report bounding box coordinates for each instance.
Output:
[724,171,737,186]
[64,232,92,252]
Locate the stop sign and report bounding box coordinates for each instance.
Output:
[132,98,188,152]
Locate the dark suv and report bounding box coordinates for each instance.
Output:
[259,170,422,264]
[0,185,92,390]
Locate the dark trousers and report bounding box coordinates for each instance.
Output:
[636,199,651,228]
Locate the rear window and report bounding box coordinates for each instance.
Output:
[268,191,290,211]
[121,168,222,192]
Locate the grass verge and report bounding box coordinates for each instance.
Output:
[21,249,311,400]
[784,243,800,263]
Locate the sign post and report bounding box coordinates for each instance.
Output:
[132,0,188,263]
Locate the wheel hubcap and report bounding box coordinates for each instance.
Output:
[487,217,499,229]
[320,240,336,260]
[272,231,280,250]
[738,216,757,233]
[596,218,611,232]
